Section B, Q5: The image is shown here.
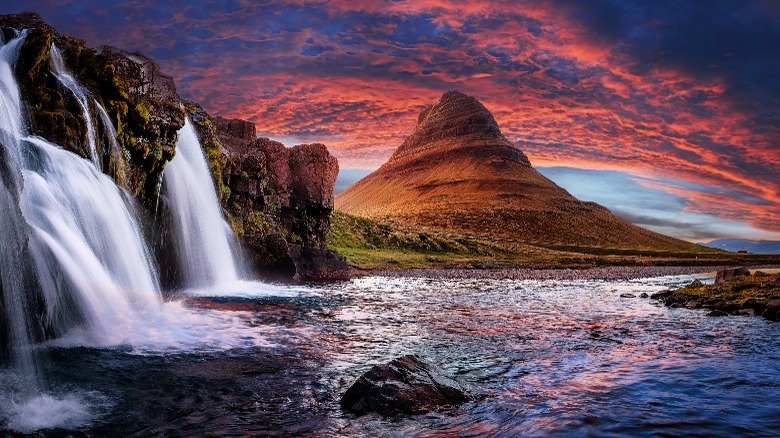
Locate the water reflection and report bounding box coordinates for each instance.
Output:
[3,273,779,436]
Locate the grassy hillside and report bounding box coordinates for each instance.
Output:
[328,210,780,271]
[327,211,509,269]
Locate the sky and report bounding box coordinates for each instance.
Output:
[2,1,779,242]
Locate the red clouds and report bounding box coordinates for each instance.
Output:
[3,0,778,238]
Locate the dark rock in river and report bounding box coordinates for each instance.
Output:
[340,355,470,416]
[715,267,751,284]
[763,300,780,321]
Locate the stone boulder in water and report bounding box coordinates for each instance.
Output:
[340,355,470,416]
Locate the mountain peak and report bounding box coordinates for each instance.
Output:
[391,90,517,163]
[336,90,702,254]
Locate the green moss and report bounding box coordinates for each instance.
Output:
[228,214,245,237]
[134,102,151,125]
[671,276,780,306]
[247,211,270,235]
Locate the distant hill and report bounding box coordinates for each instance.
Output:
[335,169,372,194]
[335,91,710,253]
[705,239,780,254]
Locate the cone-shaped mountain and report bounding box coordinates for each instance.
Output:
[336,91,702,251]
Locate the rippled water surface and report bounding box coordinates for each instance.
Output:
[2,273,780,436]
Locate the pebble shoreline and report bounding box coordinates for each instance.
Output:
[371,265,780,282]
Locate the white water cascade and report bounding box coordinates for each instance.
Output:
[49,44,101,169]
[163,119,240,287]
[0,30,300,433]
[94,99,126,182]
[0,32,164,349]
[0,29,40,382]
[22,136,163,338]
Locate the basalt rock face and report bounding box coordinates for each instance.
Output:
[337,90,705,252]
[191,113,349,281]
[0,12,185,206]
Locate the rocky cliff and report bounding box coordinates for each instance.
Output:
[0,12,185,206]
[337,91,707,252]
[0,12,348,282]
[188,107,350,281]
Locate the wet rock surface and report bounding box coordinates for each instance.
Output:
[0,12,185,206]
[190,113,349,282]
[340,355,470,416]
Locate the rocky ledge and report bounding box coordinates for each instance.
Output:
[652,268,780,321]
[0,12,185,206]
[0,13,349,283]
[188,107,350,282]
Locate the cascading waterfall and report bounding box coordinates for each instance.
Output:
[0,32,163,359]
[95,100,126,184]
[0,28,286,434]
[162,119,240,287]
[0,29,41,382]
[49,44,100,169]
[22,136,163,340]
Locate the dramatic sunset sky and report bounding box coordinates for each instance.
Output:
[3,1,779,242]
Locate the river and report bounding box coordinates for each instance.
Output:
[2,272,778,437]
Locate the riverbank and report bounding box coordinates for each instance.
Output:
[652,269,780,321]
[367,265,753,281]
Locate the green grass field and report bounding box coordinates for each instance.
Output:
[327,210,780,271]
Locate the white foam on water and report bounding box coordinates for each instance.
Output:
[0,370,109,434]
[182,279,316,299]
[44,299,277,354]
[2,393,96,433]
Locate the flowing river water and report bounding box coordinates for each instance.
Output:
[2,272,778,437]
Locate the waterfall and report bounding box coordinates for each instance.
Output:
[22,136,163,340]
[163,119,240,287]
[49,44,100,169]
[95,100,126,184]
[0,29,44,382]
[0,29,293,433]
[0,31,165,357]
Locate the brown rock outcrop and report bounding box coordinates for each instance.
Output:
[336,90,707,252]
[0,12,185,205]
[715,267,751,284]
[194,114,349,281]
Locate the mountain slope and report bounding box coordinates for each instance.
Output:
[336,91,708,253]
